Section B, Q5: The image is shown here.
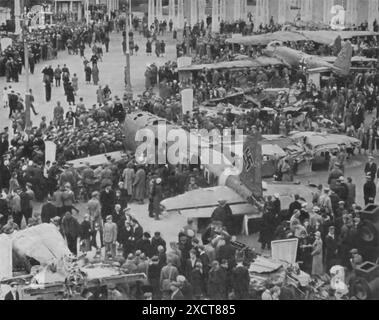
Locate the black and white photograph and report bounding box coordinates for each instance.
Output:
[0,0,378,305]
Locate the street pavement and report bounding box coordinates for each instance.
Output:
[0,30,374,253]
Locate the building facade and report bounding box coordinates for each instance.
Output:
[256,0,379,29]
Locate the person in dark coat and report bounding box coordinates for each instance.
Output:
[41,196,58,223]
[231,259,250,300]
[61,211,80,255]
[79,214,92,253]
[0,160,11,190]
[131,219,143,241]
[91,222,103,253]
[66,82,75,105]
[112,98,126,123]
[0,134,9,158]
[111,204,123,226]
[4,283,19,300]
[190,262,207,299]
[364,156,377,180]
[184,249,199,279]
[211,200,233,234]
[146,40,152,55]
[147,256,162,299]
[272,194,281,221]
[328,165,344,187]
[152,178,163,220]
[207,260,227,300]
[151,231,166,255]
[288,194,302,218]
[85,64,92,84]
[364,174,376,205]
[333,177,349,203]
[136,232,153,257]
[217,237,237,270]
[259,200,277,250]
[44,79,51,102]
[329,190,341,215]
[20,188,33,224]
[118,221,135,258]
[100,184,116,221]
[324,226,339,271]
[115,186,128,211]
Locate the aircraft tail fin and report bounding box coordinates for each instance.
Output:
[239,133,263,198]
[333,40,353,76]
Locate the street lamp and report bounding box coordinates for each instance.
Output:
[124,0,132,98]
[21,7,31,132]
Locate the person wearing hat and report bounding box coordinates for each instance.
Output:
[328,164,344,188]
[288,194,302,219]
[4,282,19,300]
[87,191,102,229]
[324,226,339,271]
[272,193,281,219]
[151,177,163,221]
[151,231,166,255]
[334,176,349,204]
[160,257,179,298]
[61,211,81,255]
[19,184,34,225]
[309,206,323,228]
[182,217,196,236]
[79,214,92,253]
[100,184,116,221]
[318,187,332,216]
[211,199,233,234]
[147,255,161,299]
[134,165,146,205]
[122,162,135,202]
[207,260,227,300]
[121,253,138,274]
[364,155,377,180]
[103,215,118,259]
[231,256,250,300]
[364,173,376,205]
[135,232,153,258]
[311,231,323,276]
[41,195,58,224]
[345,177,356,209]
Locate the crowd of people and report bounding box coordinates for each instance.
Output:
[2,9,379,301]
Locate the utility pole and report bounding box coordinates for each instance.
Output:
[21,8,31,132]
[123,0,132,98]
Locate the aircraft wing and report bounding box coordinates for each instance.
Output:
[11,224,70,266]
[307,66,332,73]
[67,151,125,169]
[178,57,285,72]
[161,183,317,219]
[321,56,377,64]
[160,186,259,219]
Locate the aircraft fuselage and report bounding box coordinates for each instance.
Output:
[270,46,333,70]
